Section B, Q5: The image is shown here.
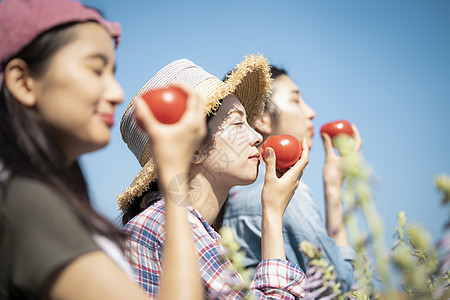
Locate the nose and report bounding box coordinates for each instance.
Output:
[105,75,124,106]
[305,102,316,120]
[249,125,263,147]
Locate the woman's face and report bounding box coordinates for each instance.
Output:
[198,95,262,188]
[32,22,124,162]
[270,74,316,149]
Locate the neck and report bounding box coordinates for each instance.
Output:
[188,167,231,225]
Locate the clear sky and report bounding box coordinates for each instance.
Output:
[80,0,450,249]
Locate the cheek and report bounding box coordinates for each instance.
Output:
[200,139,243,174]
[282,107,308,125]
[36,68,100,120]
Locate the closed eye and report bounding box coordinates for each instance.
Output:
[86,53,108,76]
[92,68,103,75]
[289,97,300,104]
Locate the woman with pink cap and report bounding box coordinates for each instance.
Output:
[0,0,202,299]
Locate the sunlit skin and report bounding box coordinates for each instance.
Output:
[190,93,310,231]
[189,95,263,224]
[269,74,316,149]
[198,95,263,189]
[31,22,124,163]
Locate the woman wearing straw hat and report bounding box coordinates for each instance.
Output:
[0,0,203,299]
[118,54,309,299]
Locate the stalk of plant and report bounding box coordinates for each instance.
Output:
[333,135,397,299]
[219,227,255,300]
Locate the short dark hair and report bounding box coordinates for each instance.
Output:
[269,65,287,80]
[223,63,288,132]
[263,65,287,124]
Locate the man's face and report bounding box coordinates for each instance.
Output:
[269,74,316,149]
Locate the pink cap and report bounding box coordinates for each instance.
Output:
[0,0,121,86]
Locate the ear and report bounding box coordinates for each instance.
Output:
[254,112,272,135]
[192,150,205,165]
[4,58,38,107]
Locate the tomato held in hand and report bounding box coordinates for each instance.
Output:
[141,86,187,124]
[320,120,353,139]
[261,135,303,170]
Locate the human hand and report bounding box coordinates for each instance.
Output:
[135,84,206,175]
[261,138,309,218]
[322,124,362,188]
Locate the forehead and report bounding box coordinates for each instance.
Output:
[207,94,244,129]
[58,22,115,56]
[217,94,245,117]
[272,74,301,97]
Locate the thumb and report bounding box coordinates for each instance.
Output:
[135,97,158,135]
[263,147,277,180]
[321,132,334,156]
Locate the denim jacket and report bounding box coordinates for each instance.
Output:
[223,163,355,292]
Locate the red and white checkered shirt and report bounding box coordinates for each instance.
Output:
[123,192,306,299]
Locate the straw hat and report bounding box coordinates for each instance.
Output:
[117,54,271,212]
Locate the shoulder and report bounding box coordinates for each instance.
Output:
[226,183,263,218]
[3,177,75,219]
[1,177,100,297]
[286,181,315,208]
[124,197,166,237]
[1,176,96,238]
[4,177,61,202]
[123,199,167,255]
[296,181,314,199]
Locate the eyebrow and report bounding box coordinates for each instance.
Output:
[290,89,301,96]
[229,108,245,118]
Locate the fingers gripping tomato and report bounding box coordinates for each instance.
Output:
[261,135,302,170]
[320,120,353,139]
[141,86,188,124]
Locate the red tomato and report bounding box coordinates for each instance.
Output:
[320,120,353,139]
[141,86,187,124]
[261,135,303,170]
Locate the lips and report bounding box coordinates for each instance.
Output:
[249,153,260,160]
[98,113,115,127]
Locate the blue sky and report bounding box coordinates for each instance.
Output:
[80,0,450,249]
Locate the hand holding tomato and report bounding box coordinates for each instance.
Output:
[141,86,188,124]
[261,135,302,170]
[261,137,309,219]
[320,120,353,139]
[134,85,206,175]
[321,122,362,188]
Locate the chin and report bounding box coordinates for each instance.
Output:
[234,179,256,187]
[85,138,110,154]
[239,172,258,186]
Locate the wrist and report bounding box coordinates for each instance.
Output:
[261,212,285,261]
[261,211,283,227]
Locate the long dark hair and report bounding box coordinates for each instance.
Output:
[0,22,125,244]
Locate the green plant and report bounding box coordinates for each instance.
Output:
[219,227,255,299]
[298,135,449,299]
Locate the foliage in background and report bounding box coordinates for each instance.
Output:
[298,135,450,299]
[218,134,449,299]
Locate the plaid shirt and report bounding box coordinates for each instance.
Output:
[124,192,306,299]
